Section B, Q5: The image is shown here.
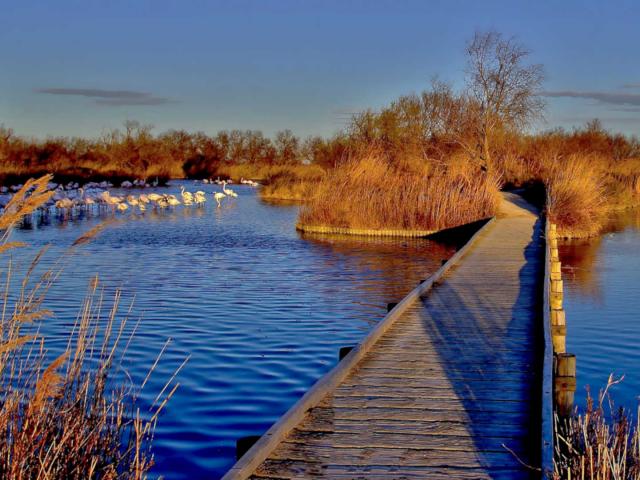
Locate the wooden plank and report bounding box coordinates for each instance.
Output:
[284,430,530,453]
[253,460,530,480]
[304,405,532,426]
[296,417,526,437]
[268,442,530,468]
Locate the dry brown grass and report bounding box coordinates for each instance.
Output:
[553,375,640,480]
[258,165,326,201]
[299,154,499,232]
[0,178,179,479]
[544,155,608,238]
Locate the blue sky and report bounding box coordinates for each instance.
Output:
[2,0,639,139]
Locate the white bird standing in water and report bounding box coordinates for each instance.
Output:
[194,190,206,205]
[222,181,238,198]
[181,185,194,204]
[213,191,226,207]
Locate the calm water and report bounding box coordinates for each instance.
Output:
[560,208,640,410]
[9,181,463,479]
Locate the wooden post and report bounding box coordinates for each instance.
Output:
[339,346,354,361]
[554,353,576,417]
[551,307,566,353]
[551,309,566,326]
[550,259,562,281]
[550,247,559,261]
[551,280,563,294]
[552,334,566,354]
[236,435,262,460]
[550,292,563,310]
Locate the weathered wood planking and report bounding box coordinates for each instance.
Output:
[223,192,546,479]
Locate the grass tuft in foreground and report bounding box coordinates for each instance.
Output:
[0,178,179,479]
[553,375,640,480]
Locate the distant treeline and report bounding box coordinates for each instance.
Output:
[0,121,352,185]
[2,107,638,187]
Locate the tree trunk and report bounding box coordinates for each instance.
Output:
[482,131,491,172]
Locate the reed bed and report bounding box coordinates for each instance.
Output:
[553,376,640,480]
[545,155,608,238]
[0,177,179,479]
[258,165,326,201]
[299,155,499,232]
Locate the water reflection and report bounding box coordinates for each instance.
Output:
[559,207,640,410]
[8,182,464,479]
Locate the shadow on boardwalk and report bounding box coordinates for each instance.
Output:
[417,193,544,478]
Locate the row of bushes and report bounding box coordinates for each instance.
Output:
[0,122,348,186]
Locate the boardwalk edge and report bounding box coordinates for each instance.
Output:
[541,217,555,476]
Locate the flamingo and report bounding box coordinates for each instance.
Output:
[222,181,238,198]
[127,195,139,207]
[166,195,181,207]
[194,190,206,205]
[213,192,226,207]
[181,185,194,204]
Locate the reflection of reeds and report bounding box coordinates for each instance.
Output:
[0,178,180,479]
[558,206,640,300]
[553,375,640,479]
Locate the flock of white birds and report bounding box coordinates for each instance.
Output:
[0,177,260,215]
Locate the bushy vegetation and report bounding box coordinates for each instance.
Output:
[0,178,177,479]
[299,153,499,231]
[0,122,344,187]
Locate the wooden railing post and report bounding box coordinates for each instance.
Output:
[548,222,577,418]
[555,353,577,417]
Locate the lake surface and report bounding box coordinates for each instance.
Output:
[8,181,464,479]
[559,208,640,411]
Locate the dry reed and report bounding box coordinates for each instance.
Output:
[553,375,640,480]
[545,155,607,238]
[299,154,499,232]
[0,177,180,479]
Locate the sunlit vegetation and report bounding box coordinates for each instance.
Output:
[553,376,640,480]
[0,178,178,479]
[299,153,499,231]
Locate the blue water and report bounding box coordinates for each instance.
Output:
[560,208,640,411]
[8,181,460,479]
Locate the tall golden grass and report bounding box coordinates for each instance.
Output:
[0,177,180,479]
[299,154,499,232]
[258,165,326,201]
[544,155,608,238]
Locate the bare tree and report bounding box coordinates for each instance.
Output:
[465,30,545,170]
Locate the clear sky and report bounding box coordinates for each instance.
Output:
[2,0,639,139]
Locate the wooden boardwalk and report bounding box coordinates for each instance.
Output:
[224,193,546,480]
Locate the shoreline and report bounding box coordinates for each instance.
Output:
[296,223,436,238]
